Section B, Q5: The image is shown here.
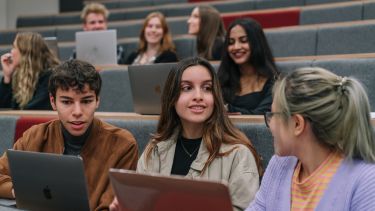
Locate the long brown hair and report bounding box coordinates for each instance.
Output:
[138,12,175,54]
[196,5,225,60]
[145,57,263,174]
[12,32,60,108]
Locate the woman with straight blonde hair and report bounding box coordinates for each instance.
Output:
[125,12,178,64]
[247,67,375,210]
[0,32,60,109]
[111,57,262,211]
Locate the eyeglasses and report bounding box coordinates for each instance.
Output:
[264,112,282,128]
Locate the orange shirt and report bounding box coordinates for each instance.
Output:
[291,151,343,211]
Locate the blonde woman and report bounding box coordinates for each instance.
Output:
[247,67,375,210]
[125,12,178,65]
[0,32,60,109]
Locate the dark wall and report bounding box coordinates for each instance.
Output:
[59,0,83,12]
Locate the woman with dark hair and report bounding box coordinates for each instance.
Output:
[0,32,60,110]
[110,57,262,211]
[218,18,279,115]
[187,5,225,60]
[125,12,178,65]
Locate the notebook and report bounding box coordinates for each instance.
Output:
[7,150,90,211]
[44,37,60,59]
[109,169,233,211]
[128,63,176,115]
[75,29,117,65]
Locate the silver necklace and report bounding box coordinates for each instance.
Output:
[180,140,200,158]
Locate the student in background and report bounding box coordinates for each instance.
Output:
[0,32,59,110]
[247,67,375,210]
[70,2,125,64]
[0,60,139,210]
[125,12,178,65]
[218,18,279,115]
[110,57,262,211]
[187,5,225,60]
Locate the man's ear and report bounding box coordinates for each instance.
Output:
[49,94,57,111]
[292,114,306,136]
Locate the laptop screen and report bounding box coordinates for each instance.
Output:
[75,30,117,65]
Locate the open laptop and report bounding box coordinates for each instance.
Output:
[128,63,176,115]
[75,29,117,65]
[44,37,60,59]
[109,169,233,211]
[7,150,90,211]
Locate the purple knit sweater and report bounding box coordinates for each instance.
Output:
[246,155,375,211]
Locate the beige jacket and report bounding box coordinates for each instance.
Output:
[137,131,259,211]
[0,118,139,211]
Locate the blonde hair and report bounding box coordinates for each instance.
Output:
[12,32,60,108]
[273,67,375,162]
[81,2,109,23]
[138,12,175,54]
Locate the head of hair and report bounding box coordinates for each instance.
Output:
[145,57,263,174]
[81,2,109,23]
[12,32,60,108]
[273,67,375,162]
[48,59,101,99]
[196,5,226,60]
[218,18,279,103]
[138,12,175,54]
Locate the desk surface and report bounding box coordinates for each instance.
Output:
[0,110,266,124]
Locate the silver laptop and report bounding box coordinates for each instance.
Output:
[44,37,60,59]
[128,63,176,115]
[7,150,90,211]
[75,29,117,65]
[109,169,233,211]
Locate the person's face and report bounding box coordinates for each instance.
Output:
[50,85,99,136]
[175,65,214,130]
[10,40,20,67]
[187,7,200,35]
[228,25,251,66]
[144,17,164,45]
[267,102,295,156]
[83,13,107,31]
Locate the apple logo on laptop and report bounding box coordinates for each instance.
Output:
[43,185,52,200]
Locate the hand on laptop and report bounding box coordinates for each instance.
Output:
[109,197,121,211]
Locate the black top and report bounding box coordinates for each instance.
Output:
[62,122,93,156]
[211,37,224,61]
[70,45,126,65]
[171,136,202,176]
[0,70,53,110]
[228,79,274,115]
[125,50,178,65]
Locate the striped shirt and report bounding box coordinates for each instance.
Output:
[291,151,343,211]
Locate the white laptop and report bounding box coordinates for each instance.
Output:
[128,63,177,115]
[7,149,90,211]
[75,29,117,65]
[109,169,233,211]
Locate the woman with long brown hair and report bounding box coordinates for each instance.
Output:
[0,32,60,109]
[111,57,262,211]
[125,12,178,64]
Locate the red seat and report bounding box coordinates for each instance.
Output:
[222,8,300,29]
[14,116,56,143]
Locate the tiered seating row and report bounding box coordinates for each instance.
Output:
[95,54,375,113]
[0,113,273,168]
